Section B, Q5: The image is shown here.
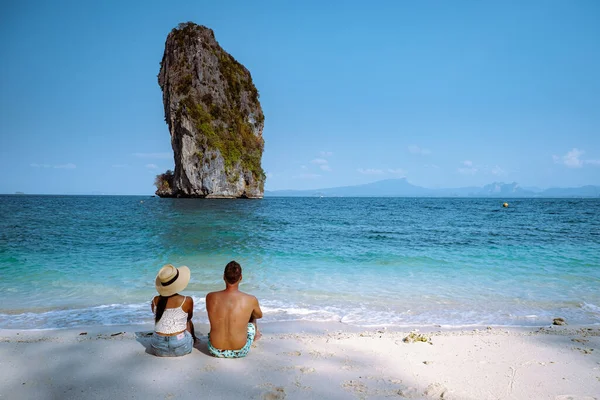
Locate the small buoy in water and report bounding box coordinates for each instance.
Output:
[503,202,508,208]
[140,200,144,203]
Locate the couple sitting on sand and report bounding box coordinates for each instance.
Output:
[150,260,262,358]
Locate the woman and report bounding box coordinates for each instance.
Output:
[151,264,196,357]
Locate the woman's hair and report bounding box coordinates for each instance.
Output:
[155,294,175,323]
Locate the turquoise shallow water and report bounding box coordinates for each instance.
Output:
[0,195,599,329]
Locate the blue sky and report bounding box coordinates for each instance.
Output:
[1,0,599,194]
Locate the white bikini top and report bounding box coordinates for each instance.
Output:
[154,296,189,334]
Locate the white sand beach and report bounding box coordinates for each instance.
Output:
[1,322,598,400]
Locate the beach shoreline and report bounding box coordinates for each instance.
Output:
[1,322,598,399]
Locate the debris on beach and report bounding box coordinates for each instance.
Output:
[397,386,419,397]
[424,383,448,398]
[572,338,589,344]
[553,318,567,326]
[261,386,286,400]
[403,332,432,344]
[341,380,368,396]
[110,332,125,336]
[574,347,594,355]
[79,332,87,336]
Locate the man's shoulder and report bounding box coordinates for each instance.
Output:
[239,291,258,302]
[205,291,219,303]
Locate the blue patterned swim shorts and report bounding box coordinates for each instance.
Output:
[208,323,256,358]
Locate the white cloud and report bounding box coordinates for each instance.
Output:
[408,145,431,155]
[553,148,584,168]
[300,165,307,170]
[458,168,477,175]
[133,152,172,159]
[491,165,506,176]
[145,164,159,170]
[310,157,331,172]
[457,160,477,174]
[54,163,76,169]
[320,151,333,157]
[295,173,321,179]
[553,148,600,167]
[357,168,384,175]
[387,168,406,176]
[30,163,76,169]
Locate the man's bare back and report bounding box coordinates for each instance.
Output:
[206,261,262,351]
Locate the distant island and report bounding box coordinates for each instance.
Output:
[265,179,600,198]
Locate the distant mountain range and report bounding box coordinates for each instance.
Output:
[265,179,600,198]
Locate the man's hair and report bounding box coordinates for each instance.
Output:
[224,260,242,284]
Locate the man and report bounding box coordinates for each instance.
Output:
[205,260,263,358]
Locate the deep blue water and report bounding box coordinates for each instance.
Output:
[0,195,599,329]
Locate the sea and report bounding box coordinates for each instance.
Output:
[0,195,599,330]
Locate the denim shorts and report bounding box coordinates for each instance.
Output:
[151,331,193,357]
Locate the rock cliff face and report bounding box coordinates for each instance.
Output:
[155,22,265,198]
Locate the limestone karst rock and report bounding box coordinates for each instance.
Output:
[155,22,265,198]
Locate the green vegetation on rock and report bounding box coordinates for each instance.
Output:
[154,170,174,193]
[180,95,264,179]
[171,22,265,181]
[172,22,206,48]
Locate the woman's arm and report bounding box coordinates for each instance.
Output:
[187,320,196,342]
[185,297,197,342]
[150,296,157,313]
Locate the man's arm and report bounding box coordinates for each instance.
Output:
[251,296,262,320]
[249,296,263,341]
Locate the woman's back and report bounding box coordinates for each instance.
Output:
[153,295,191,335]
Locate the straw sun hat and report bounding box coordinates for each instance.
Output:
[155,264,191,296]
